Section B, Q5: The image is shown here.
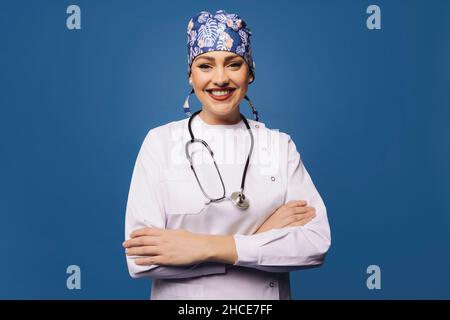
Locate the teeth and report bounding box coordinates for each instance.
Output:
[210,90,232,96]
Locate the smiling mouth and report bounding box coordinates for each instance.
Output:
[205,88,236,101]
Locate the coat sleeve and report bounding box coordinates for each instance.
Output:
[232,134,331,272]
[125,129,226,279]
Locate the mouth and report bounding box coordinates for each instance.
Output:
[205,88,236,101]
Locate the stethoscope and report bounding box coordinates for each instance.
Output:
[185,109,254,210]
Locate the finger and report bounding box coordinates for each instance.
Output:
[285,200,308,208]
[285,213,309,226]
[297,213,315,223]
[130,227,149,238]
[299,208,316,219]
[307,208,317,218]
[126,246,161,256]
[123,236,157,248]
[279,204,309,218]
[292,206,315,215]
[299,217,313,226]
[135,256,162,266]
[288,217,313,227]
[288,206,309,215]
[130,227,161,238]
[302,217,314,225]
[295,211,316,223]
[286,209,315,224]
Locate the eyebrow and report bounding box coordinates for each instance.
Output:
[195,55,242,63]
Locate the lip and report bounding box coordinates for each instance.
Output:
[205,88,236,101]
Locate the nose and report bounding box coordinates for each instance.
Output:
[212,66,229,86]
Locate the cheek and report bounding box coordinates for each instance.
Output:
[232,71,251,88]
[191,70,211,86]
[234,78,249,95]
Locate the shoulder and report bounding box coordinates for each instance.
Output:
[251,119,304,165]
[137,118,189,166]
[147,117,189,135]
[246,118,301,171]
[248,118,292,146]
[142,117,189,144]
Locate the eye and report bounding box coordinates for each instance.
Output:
[229,62,242,68]
[198,64,211,69]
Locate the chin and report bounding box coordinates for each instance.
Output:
[209,104,235,115]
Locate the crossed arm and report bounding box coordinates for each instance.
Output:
[123,200,316,267]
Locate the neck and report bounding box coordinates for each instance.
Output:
[199,109,241,125]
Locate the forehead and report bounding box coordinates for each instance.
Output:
[194,51,243,62]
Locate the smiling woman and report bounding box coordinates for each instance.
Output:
[189,51,252,125]
[124,9,331,300]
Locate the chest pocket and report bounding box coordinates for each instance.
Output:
[162,168,207,215]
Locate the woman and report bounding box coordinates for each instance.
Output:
[123,10,331,300]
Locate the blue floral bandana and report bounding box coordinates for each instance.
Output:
[186,10,255,80]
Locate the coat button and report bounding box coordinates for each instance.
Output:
[271,176,276,181]
[269,282,275,287]
[255,124,259,128]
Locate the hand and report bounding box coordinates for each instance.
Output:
[254,200,316,234]
[123,227,208,266]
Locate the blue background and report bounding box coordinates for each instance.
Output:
[0,0,449,299]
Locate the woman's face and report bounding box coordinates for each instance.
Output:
[189,51,254,124]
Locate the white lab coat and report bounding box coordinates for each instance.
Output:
[125,115,331,299]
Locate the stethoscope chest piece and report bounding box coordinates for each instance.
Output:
[231,191,250,210]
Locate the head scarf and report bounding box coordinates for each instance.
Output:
[186,10,255,81]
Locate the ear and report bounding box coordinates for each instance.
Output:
[248,71,254,84]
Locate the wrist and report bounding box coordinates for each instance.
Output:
[203,234,238,265]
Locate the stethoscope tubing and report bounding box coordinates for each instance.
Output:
[186,109,254,209]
